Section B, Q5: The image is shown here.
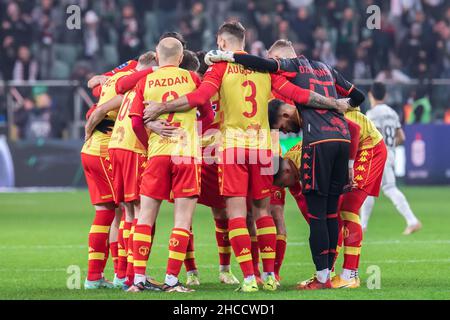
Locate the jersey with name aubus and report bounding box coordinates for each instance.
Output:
[279,56,352,146]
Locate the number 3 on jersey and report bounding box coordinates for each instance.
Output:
[242,80,257,118]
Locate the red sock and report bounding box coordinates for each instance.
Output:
[184,229,197,272]
[117,220,131,279]
[110,241,119,275]
[274,235,287,278]
[250,236,260,277]
[342,212,362,270]
[132,224,153,277]
[125,218,138,286]
[341,189,366,271]
[214,218,231,266]
[332,217,344,272]
[166,228,190,277]
[87,209,115,281]
[101,242,110,275]
[228,217,254,278]
[256,216,277,273]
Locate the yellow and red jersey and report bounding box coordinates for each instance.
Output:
[81,70,134,157]
[200,61,272,150]
[131,65,201,159]
[108,88,148,154]
[345,107,383,150]
[200,92,222,148]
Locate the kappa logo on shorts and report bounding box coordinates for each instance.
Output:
[138,246,150,256]
[240,248,250,255]
[262,246,273,252]
[169,238,180,247]
[356,165,366,172]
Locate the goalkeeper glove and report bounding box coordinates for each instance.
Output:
[204,50,235,66]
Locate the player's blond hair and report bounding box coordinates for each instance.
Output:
[138,51,156,67]
[268,39,294,55]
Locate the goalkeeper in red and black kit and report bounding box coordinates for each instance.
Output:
[206,43,365,289]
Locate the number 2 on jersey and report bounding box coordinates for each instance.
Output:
[162,91,179,123]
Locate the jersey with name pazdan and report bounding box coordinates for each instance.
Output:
[81,70,134,157]
[132,66,201,159]
[278,56,353,146]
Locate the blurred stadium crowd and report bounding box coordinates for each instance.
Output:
[1,0,450,139]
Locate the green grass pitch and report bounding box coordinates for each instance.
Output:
[1,187,449,300]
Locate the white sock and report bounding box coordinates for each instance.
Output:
[244,275,255,283]
[134,274,146,285]
[360,196,375,230]
[384,187,419,226]
[316,269,330,283]
[219,265,230,272]
[165,274,178,286]
[187,270,198,276]
[262,272,274,281]
[341,268,358,281]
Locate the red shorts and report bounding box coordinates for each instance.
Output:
[81,153,115,205]
[140,156,201,200]
[109,149,147,204]
[197,162,226,209]
[353,141,387,196]
[270,185,286,206]
[219,148,273,200]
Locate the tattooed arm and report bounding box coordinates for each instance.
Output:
[306,92,349,113]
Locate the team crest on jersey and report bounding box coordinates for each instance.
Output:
[274,191,282,199]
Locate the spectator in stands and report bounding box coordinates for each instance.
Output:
[179,2,206,51]
[13,45,39,81]
[117,4,142,63]
[32,0,60,79]
[290,7,315,55]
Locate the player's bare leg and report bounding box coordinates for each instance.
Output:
[226,197,258,292]
[252,197,278,291]
[271,204,287,286]
[162,197,198,293]
[212,207,239,284]
[85,202,116,289]
[127,195,162,292]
